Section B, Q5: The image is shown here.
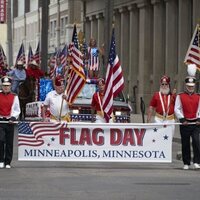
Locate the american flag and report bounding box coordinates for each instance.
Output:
[68,24,79,60]
[60,44,69,78]
[15,43,26,66]
[49,50,59,79]
[59,44,68,73]
[34,41,40,65]
[18,122,65,146]
[27,45,33,66]
[0,44,7,67]
[65,24,86,104]
[88,47,99,71]
[184,24,200,70]
[102,28,125,122]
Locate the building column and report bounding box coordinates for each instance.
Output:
[113,9,121,56]
[68,0,75,24]
[85,17,91,43]
[193,0,200,28]
[119,7,129,94]
[96,13,104,77]
[178,0,192,91]
[137,0,153,111]
[56,0,61,48]
[128,4,139,113]
[37,7,41,43]
[151,0,165,92]
[165,0,178,88]
[96,13,104,49]
[90,15,97,39]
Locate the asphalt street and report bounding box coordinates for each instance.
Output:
[0,122,200,200]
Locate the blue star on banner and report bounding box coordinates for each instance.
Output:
[153,128,158,132]
[163,135,169,140]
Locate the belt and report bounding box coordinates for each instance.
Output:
[50,114,70,122]
[0,117,10,121]
[156,113,175,120]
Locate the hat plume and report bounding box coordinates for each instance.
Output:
[187,64,197,77]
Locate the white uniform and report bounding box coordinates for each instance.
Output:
[43,90,69,121]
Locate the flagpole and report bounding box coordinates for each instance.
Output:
[58,64,70,122]
[197,23,200,93]
[58,45,70,121]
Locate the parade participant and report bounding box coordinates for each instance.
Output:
[91,78,105,122]
[55,57,65,78]
[26,60,44,80]
[42,76,70,122]
[0,76,20,169]
[0,64,10,78]
[91,78,113,123]
[147,75,176,123]
[174,76,200,170]
[7,60,26,94]
[87,38,104,79]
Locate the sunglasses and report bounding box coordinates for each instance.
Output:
[161,83,168,86]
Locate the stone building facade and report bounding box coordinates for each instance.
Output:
[12,0,81,60]
[11,0,200,114]
[83,0,200,113]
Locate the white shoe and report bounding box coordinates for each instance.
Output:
[193,163,200,169]
[5,165,11,169]
[0,162,4,168]
[183,165,189,170]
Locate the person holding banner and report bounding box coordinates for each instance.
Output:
[174,76,200,170]
[0,76,21,169]
[91,78,105,123]
[42,76,70,122]
[147,75,176,123]
[91,78,113,123]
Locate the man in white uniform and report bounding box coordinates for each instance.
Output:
[42,76,70,122]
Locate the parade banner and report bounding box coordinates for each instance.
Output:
[18,122,174,162]
[0,0,6,23]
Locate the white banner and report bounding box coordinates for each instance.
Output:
[18,122,174,162]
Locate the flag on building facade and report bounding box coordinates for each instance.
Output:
[102,28,125,122]
[65,24,86,104]
[18,122,65,146]
[34,41,40,65]
[184,24,200,70]
[15,43,26,66]
[27,45,33,66]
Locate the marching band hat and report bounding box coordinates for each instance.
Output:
[97,78,105,85]
[55,76,64,86]
[185,76,196,86]
[1,76,12,86]
[160,75,170,84]
[30,60,39,67]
